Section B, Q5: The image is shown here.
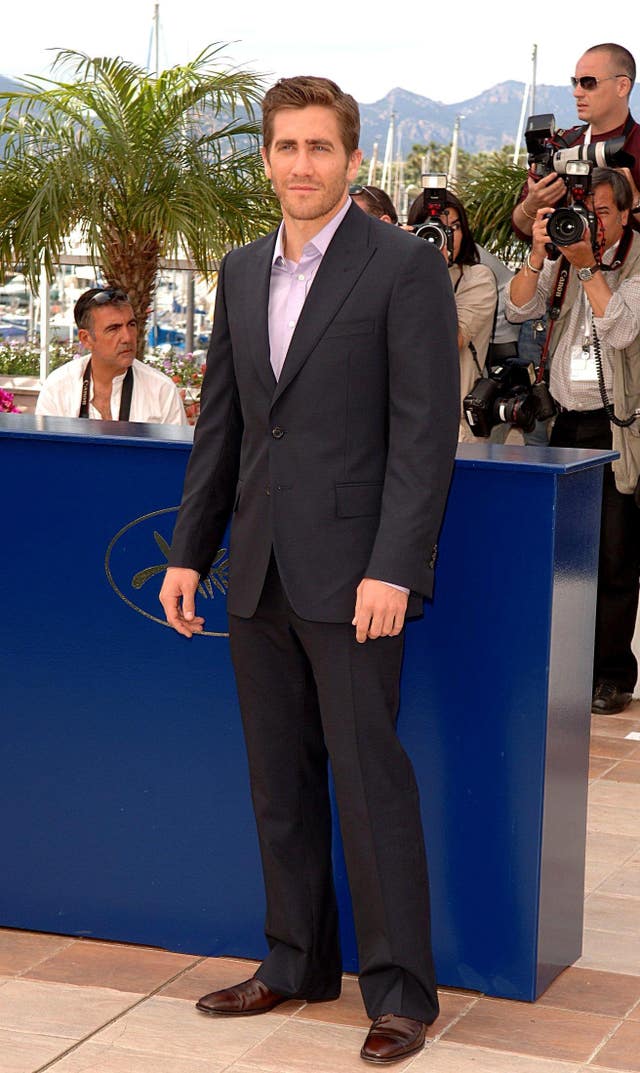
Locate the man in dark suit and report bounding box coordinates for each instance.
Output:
[160,75,459,1065]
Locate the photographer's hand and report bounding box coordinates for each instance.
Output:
[513,173,567,237]
[509,208,550,307]
[561,235,613,317]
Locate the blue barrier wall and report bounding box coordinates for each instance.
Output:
[0,414,613,1000]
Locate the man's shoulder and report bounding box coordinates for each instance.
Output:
[42,356,86,385]
[133,358,181,393]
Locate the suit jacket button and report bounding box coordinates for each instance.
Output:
[265,486,271,496]
[271,426,285,439]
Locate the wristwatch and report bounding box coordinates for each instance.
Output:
[577,264,601,282]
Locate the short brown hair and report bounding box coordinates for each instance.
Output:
[585,43,636,90]
[262,76,360,155]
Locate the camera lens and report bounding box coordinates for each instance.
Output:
[414,222,447,249]
[546,207,587,247]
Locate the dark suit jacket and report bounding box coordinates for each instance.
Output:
[169,203,460,622]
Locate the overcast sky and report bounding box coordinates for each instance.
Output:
[1,0,637,108]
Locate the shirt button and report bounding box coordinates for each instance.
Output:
[288,320,295,328]
[297,274,305,281]
[271,426,285,439]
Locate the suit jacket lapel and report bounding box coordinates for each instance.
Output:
[272,205,377,406]
[244,230,277,396]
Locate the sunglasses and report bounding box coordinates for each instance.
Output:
[88,287,130,306]
[570,74,626,91]
[350,184,383,206]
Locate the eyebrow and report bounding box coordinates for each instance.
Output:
[274,138,335,148]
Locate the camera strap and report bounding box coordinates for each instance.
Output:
[79,359,134,420]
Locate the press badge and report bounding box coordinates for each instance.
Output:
[570,345,598,382]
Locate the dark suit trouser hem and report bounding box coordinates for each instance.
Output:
[550,411,640,692]
[228,557,439,1023]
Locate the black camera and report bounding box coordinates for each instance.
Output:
[409,174,454,258]
[546,160,597,248]
[524,113,633,179]
[463,361,555,438]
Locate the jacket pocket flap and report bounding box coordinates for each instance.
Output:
[324,319,375,339]
[335,482,383,517]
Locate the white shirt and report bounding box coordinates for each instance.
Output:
[36,356,188,425]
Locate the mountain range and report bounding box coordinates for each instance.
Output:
[2,73,639,159]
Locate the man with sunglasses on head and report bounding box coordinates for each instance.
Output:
[36,287,187,425]
[513,43,640,240]
[350,184,399,224]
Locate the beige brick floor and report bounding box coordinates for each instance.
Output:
[2,701,640,1073]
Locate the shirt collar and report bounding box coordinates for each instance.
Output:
[272,197,352,266]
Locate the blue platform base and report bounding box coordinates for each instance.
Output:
[0,416,613,1001]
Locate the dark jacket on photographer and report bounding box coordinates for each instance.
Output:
[505,228,640,493]
[512,115,640,243]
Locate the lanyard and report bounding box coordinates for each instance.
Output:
[79,360,134,420]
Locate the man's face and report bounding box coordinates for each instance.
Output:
[573,50,629,130]
[261,105,362,226]
[79,302,137,375]
[591,182,629,250]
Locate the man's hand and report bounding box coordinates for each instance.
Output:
[352,579,408,644]
[159,567,205,637]
[524,172,566,216]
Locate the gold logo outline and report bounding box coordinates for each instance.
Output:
[104,506,229,637]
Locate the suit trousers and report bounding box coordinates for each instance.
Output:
[227,555,439,1024]
[550,409,640,691]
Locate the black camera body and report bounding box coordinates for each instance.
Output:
[463,361,556,438]
[409,173,454,258]
[546,161,597,249]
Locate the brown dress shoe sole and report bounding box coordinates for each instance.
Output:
[360,1038,425,1064]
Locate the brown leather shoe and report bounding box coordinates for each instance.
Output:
[360,1014,426,1064]
[195,976,286,1016]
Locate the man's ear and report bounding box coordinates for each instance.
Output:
[78,327,92,351]
[347,149,363,183]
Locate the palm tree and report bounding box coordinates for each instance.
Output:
[0,46,279,356]
[457,158,529,263]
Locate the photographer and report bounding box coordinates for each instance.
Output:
[408,191,497,442]
[505,168,640,715]
[513,43,640,241]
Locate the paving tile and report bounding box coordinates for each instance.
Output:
[590,758,619,781]
[0,1026,74,1073]
[0,929,75,976]
[587,804,640,839]
[92,995,290,1064]
[441,996,617,1062]
[590,738,640,762]
[159,956,265,1001]
[409,1040,584,1072]
[589,1020,640,1070]
[591,714,640,741]
[577,931,640,975]
[589,782,640,812]
[603,762,640,785]
[0,977,140,1038]
[226,1017,408,1073]
[598,856,640,899]
[38,1040,223,1072]
[584,833,640,893]
[584,893,640,937]
[536,967,640,1018]
[293,974,477,1035]
[23,937,200,993]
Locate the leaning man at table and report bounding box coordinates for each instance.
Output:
[36,287,187,425]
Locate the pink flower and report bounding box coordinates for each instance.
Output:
[0,388,20,413]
